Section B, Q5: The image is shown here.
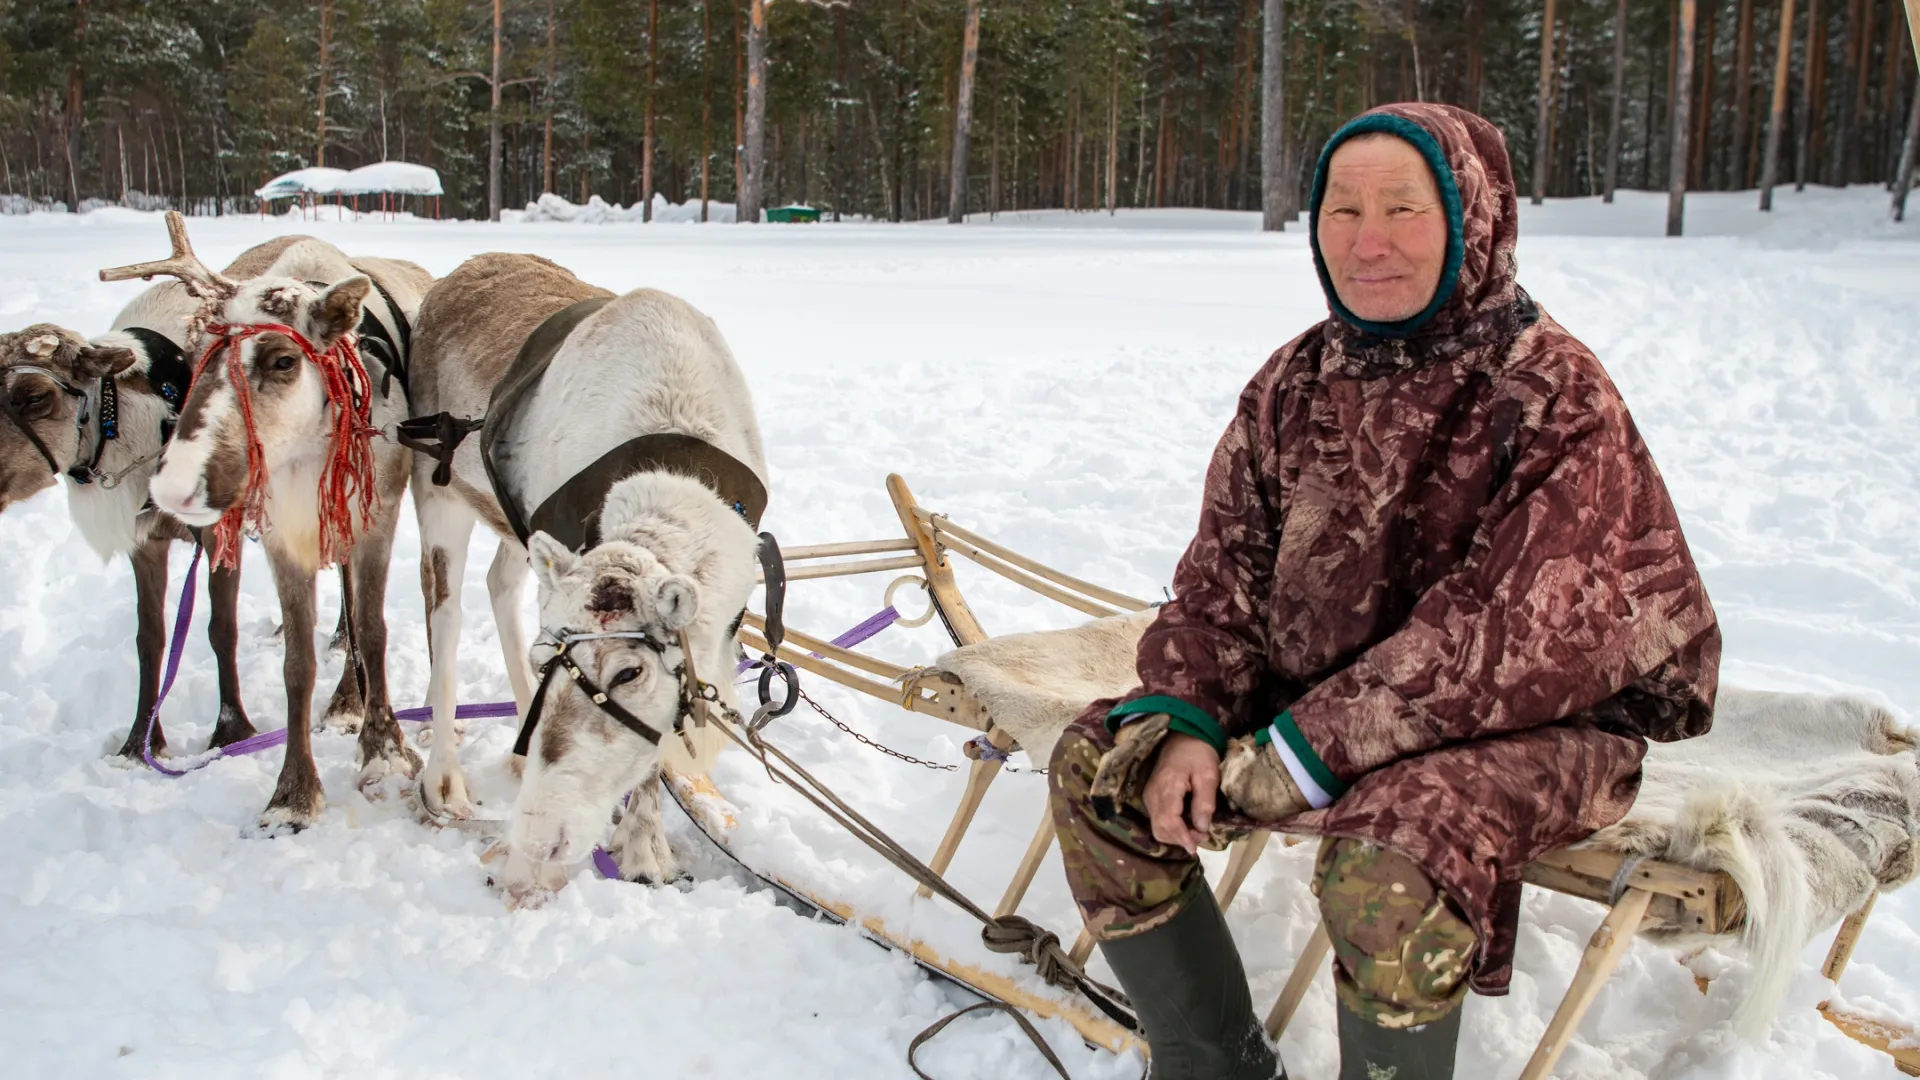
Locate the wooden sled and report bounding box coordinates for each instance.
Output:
[722,473,1911,1076]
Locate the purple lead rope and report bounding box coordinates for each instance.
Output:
[139,574,902,788]
[138,545,517,778]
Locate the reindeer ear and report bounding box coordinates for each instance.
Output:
[72,344,138,381]
[312,275,373,346]
[653,574,699,632]
[528,531,579,593]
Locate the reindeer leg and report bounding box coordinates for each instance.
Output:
[605,767,684,885]
[319,567,366,732]
[116,537,171,761]
[350,502,420,799]
[418,496,477,817]
[205,560,256,749]
[260,556,323,832]
[486,539,535,774]
[327,565,350,654]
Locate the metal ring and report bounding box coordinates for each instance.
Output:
[884,575,937,629]
[756,659,800,719]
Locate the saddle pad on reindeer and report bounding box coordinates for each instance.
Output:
[477,297,768,552]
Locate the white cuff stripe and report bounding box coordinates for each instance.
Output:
[1271,731,1334,810]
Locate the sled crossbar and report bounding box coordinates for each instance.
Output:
[739,474,1902,1075]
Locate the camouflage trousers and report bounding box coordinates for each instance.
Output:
[1049,723,1479,1028]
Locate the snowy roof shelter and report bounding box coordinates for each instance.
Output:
[254,167,348,200]
[254,163,443,200]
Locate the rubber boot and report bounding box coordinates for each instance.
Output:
[1336,995,1463,1080]
[1095,882,1281,1080]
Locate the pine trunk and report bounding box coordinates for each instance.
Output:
[741,0,768,223]
[1760,0,1799,206]
[1607,0,1629,200]
[948,0,982,223]
[644,0,658,222]
[489,0,502,221]
[1733,0,1757,185]
[1797,0,1822,188]
[1671,0,1699,232]
[1261,0,1290,229]
[1535,0,1559,203]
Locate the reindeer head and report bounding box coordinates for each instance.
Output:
[501,530,704,888]
[145,274,373,531]
[0,325,136,513]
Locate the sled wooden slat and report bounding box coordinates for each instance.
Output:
[783,538,919,560]
[1519,886,1655,1080]
[741,613,912,681]
[918,726,1014,898]
[922,513,1153,613]
[888,474,988,647]
[1527,848,1742,935]
[771,555,928,583]
[995,815,1059,918]
[1213,832,1274,911]
[1821,891,1876,981]
[1264,922,1332,1041]
[923,523,1126,620]
[1818,1003,1920,1076]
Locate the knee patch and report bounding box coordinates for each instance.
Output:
[1313,838,1477,1029]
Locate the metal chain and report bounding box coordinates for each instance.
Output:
[796,686,956,772]
[793,686,1046,775]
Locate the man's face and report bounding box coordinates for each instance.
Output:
[1317,134,1449,324]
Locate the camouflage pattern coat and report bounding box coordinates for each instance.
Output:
[1088,104,1721,993]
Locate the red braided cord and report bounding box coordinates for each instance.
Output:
[193,321,381,570]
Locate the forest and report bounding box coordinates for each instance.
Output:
[1,0,1915,222]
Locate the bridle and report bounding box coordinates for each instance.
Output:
[513,625,726,759]
[0,363,94,480]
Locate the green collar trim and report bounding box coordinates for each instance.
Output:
[1308,113,1466,340]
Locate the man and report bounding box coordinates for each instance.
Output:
[1048,104,1720,1080]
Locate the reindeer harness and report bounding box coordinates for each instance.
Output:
[0,327,193,488]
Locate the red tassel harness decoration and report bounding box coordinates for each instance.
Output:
[192,322,381,569]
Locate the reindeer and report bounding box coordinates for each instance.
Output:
[120,215,433,832]
[404,253,764,906]
[0,232,317,761]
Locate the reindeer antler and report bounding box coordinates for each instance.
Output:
[97,211,238,301]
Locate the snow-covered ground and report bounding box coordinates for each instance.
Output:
[0,186,1915,1079]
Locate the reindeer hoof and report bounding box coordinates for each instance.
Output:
[256,798,324,836]
[508,752,527,780]
[357,745,423,801]
[322,707,363,735]
[208,704,257,749]
[418,765,475,822]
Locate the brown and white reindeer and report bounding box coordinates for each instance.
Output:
[404,253,764,906]
[0,230,317,761]
[121,215,434,832]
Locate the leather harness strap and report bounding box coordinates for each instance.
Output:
[526,432,769,553]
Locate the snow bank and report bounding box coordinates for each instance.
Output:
[511,191,740,224]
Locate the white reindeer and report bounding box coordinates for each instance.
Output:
[126,218,433,832]
[404,253,761,905]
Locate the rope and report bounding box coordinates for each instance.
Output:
[194,322,379,569]
[1608,855,1649,905]
[698,695,1138,1030]
[907,1001,1071,1080]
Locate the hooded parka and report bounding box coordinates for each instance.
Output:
[1058,103,1721,994]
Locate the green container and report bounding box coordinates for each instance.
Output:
[765,204,822,224]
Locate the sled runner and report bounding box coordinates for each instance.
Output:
[705,474,1918,1078]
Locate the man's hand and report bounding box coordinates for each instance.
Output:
[1144,733,1221,855]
